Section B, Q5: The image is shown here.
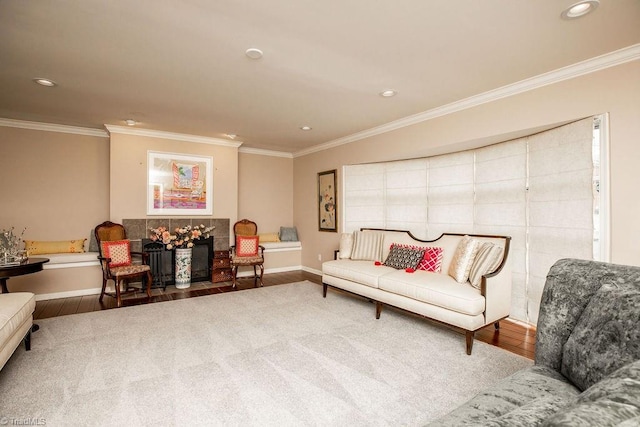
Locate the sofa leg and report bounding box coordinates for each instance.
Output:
[376,301,382,319]
[465,331,474,355]
[494,321,500,330]
[24,330,31,351]
[322,283,328,297]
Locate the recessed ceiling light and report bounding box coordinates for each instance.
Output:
[561,0,599,19]
[245,48,263,59]
[33,78,57,87]
[380,90,397,97]
[125,119,137,126]
[300,126,312,131]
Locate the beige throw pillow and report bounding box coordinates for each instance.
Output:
[338,232,354,259]
[468,242,504,289]
[448,235,480,283]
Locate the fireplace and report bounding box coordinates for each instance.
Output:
[142,236,213,288]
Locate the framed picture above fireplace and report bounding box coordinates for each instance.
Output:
[147,151,213,215]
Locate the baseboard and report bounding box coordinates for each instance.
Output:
[301,265,322,276]
[43,261,100,270]
[236,265,302,277]
[36,287,102,301]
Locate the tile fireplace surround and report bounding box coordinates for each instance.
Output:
[122,218,230,253]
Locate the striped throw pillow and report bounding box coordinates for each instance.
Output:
[350,231,384,261]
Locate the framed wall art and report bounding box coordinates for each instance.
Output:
[147,151,213,215]
[318,169,337,232]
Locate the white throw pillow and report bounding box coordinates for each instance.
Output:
[350,230,384,261]
[448,235,480,283]
[338,232,354,259]
[468,242,504,289]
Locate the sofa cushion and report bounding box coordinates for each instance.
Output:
[561,282,640,391]
[351,230,384,261]
[378,270,485,316]
[448,235,480,283]
[542,360,640,426]
[383,244,424,270]
[429,365,579,426]
[322,259,394,289]
[0,292,36,351]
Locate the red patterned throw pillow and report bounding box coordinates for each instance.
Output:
[236,236,259,257]
[417,246,444,273]
[100,240,132,267]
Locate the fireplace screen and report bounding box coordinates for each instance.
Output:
[142,236,213,288]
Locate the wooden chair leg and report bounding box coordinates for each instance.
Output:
[231,266,238,289]
[115,279,122,308]
[253,265,258,287]
[99,279,107,302]
[258,264,264,286]
[145,271,152,299]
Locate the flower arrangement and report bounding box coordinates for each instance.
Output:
[149,224,214,250]
[1,226,27,264]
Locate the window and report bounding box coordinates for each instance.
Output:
[342,116,607,324]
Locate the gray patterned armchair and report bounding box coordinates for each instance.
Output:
[430,258,640,426]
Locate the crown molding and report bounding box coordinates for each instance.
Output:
[239,146,293,158]
[0,118,108,137]
[104,125,243,148]
[294,43,640,158]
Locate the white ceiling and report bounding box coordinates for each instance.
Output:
[1,1,639,154]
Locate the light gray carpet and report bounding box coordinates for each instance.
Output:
[0,281,532,426]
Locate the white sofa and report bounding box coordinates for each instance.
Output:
[0,292,36,370]
[322,229,512,355]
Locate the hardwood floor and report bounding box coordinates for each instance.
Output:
[34,270,535,360]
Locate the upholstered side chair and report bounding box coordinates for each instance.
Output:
[94,221,152,307]
[229,219,265,289]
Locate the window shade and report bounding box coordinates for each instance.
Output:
[474,140,528,321]
[344,163,385,233]
[342,117,597,324]
[427,151,475,239]
[526,118,594,323]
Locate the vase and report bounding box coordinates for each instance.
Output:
[174,247,192,289]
